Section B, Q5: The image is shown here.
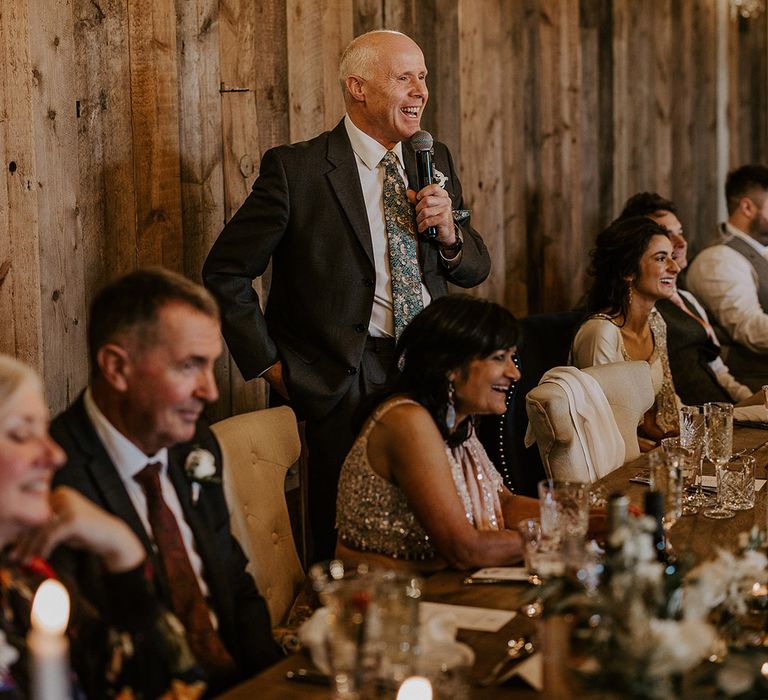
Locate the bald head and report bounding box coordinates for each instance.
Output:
[339,30,428,149]
[339,30,416,94]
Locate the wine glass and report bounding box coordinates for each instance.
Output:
[703,402,735,520]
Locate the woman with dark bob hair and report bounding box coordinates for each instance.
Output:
[571,216,681,450]
[335,294,539,571]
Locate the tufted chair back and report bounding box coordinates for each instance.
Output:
[525,361,655,482]
[212,406,304,625]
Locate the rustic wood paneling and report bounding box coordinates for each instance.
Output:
[0,0,42,369]
[2,0,767,416]
[29,0,88,410]
[286,0,352,142]
[73,0,136,301]
[127,0,184,270]
[177,0,224,283]
[457,0,505,303]
[500,0,529,316]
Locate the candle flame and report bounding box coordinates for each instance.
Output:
[31,580,70,635]
[396,676,433,700]
[762,661,768,677]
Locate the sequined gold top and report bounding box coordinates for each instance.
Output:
[335,397,506,561]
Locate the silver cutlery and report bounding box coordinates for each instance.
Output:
[478,636,535,687]
[285,668,330,686]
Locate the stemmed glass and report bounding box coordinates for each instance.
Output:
[703,402,736,520]
[678,405,709,508]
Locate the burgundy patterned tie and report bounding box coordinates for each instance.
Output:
[134,462,236,681]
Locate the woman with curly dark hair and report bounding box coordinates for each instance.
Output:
[334,294,539,571]
[571,216,681,451]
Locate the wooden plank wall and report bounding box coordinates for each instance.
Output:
[1,0,766,418]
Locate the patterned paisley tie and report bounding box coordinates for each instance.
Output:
[381,151,424,340]
[134,462,236,682]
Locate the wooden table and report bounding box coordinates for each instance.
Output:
[217,425,768,699]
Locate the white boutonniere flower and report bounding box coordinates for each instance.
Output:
[184,447,220,504]
[433,168,448,189]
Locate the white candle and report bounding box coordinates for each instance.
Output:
[396,676,433,700]
[28,579,71,700]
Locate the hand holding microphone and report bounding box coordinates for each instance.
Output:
[408,131,455,244]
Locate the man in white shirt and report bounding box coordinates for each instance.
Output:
[686,164,768,390]
[50,268,280,692]
[203,30,490,560]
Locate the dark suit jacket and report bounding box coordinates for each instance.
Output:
[49,394,281,683]
[203,119,491,420]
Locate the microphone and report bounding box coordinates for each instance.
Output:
[409,130,436,239]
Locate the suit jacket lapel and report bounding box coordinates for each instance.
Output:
[68,399,152,548]
[326,120,375,267]
[64,398,165,595]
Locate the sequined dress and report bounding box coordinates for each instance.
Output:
[335,397,506,561]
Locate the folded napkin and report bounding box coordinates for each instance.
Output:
[734,405,768,423]
[298,606,475,675]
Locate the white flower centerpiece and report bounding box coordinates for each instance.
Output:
[529,519,768,699]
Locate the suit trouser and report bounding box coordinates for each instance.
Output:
[304,336,398,563]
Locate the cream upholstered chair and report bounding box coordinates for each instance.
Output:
[525,361,655,482]
[212,406,304,626]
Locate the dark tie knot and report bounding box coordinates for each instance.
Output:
[133,461,163,492]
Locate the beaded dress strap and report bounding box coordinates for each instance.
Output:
[361,397,421,440]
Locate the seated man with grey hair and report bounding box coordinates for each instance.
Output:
[51,267,281,693]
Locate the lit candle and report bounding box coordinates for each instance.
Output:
[28,579,71,700]
[396,676,433,700]
[761,661,768,679]
[750,581,768,610]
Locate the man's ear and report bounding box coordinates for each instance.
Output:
[96,343,131,392]
[345,75,366,103]
[740,196,757,219]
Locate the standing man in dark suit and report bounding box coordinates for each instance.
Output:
[50,268,280,693]
[203,30,491,561]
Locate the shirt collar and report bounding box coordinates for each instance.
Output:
[84,387,169,482]
[344,114,405,171]
[724,221,768,256]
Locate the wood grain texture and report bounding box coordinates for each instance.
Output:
[458,0,505,303]
[73,0,136,301]
[127,0,183,271]
[29,0,88,411]
[176,0,224,283]
[0,0,43,370]
[286,0,352,142]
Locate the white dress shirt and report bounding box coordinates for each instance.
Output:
[686,223,768,353]
[344,115,431,337]
[83,388,212,601]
